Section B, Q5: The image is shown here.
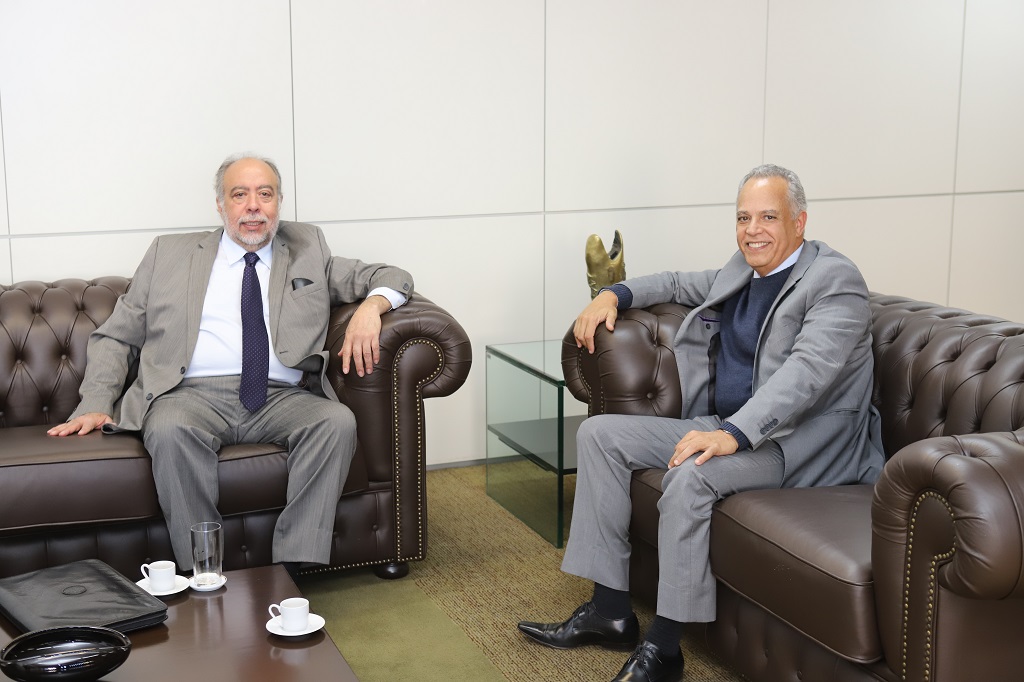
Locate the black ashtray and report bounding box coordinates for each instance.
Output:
[0,626,131,682]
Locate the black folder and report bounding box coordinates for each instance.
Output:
[0,559,167,634]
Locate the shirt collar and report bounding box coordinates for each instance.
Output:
[219,230,273,267]
[753,241,803,279]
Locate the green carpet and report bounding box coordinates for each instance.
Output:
[300,465,742,682]
[302,568,504,681]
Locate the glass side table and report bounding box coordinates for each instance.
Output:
[485,340,585,548]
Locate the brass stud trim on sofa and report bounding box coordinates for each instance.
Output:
[391,338,444,561]
[900,490,956,681]
[573,346,600,418]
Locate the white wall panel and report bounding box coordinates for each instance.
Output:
[546,1,766,211]
[955,0,1024,193]
[292,1,544,222]
[316,214,545,466]
[0,239,10,285]
[0,1,295,235]
[764,1,963,199]
[807,196,953,305]
[949,192,1024,321]
[0,104,7,236]
[11,230,181,282]
[544,205,737,337]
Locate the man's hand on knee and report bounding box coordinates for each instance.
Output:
[669,429,739,467]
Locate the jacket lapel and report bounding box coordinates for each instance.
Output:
[703,251,755,310]
[760,240,818,326]
[268,233,289,344]
[186,229,223,365]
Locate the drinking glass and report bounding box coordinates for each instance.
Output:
[190,521,224,588]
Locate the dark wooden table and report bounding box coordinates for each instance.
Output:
[0,564,358,681]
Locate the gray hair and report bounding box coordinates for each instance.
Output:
[214,153,283,203]
[738,164,806,215]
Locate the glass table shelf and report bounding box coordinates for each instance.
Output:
[485,340,583,548]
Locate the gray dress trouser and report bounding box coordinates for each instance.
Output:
[561,413,784,622]
[142,376,356,569]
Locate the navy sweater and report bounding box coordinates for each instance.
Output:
[715,266,793,419]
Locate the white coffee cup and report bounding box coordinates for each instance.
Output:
[140,560,177,592]
[268,597,310,632]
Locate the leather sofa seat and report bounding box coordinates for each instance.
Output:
[711,486,879,663]
[634,469,879,662]
[0,427,155,531]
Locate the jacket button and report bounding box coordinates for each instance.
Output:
[180,367,185,374]
[146,393,153,400]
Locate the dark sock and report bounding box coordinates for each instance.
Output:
[645,615,685,659]
[591,582,632,620]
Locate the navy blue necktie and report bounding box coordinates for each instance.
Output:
[239,252,269,412]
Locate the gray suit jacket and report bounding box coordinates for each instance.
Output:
[70,221,414,431]
[624,239,884,487]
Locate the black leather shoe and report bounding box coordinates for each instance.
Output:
[517,601,639,651]
[612,642,684,681]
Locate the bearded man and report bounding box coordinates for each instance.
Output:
[49,153,413,573]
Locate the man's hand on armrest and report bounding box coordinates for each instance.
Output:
[339,294,393,377]
[574,289,619,354]
[47,413,114,437]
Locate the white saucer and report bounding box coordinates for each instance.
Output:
[266,613,325,637]
[137,575,190,597]
[189,574,227,592]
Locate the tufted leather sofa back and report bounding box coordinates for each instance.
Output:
[563,293,1024,457]
[870,294,1024,456]
[0,278,130,429]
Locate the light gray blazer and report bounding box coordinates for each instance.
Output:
[70,221,414,431]
[624,240,884,487]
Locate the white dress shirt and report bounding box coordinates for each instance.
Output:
[753,242,804,279]
[185,232,406,383]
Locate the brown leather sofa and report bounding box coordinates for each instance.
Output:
[0,277,471,581]
[562,294,1024,682]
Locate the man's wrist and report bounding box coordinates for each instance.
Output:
[719,421,751,450]
[599,283,633,310]
[363,295,392,314]
[367,286,406,311]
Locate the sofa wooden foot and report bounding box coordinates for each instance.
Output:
[373,562,409,580]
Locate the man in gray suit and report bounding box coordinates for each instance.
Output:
[48,153,414,574]
[518,164,884,682]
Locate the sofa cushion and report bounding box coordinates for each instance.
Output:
[0,427,369,533]
[0,426,157,532]
[710,484,881,663]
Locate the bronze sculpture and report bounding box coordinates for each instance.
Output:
[585,230,626,299]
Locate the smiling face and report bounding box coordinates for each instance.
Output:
[735,175,807,276]
[217,158,281,251]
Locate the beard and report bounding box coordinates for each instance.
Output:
[222,210,280,249]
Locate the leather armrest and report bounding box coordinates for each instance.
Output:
[561,303,690,417]
[873,429,1024,599]
[324,295,472,479]
[871,430,1024,674]
[325,294,472,398]
[322,294,471,563]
